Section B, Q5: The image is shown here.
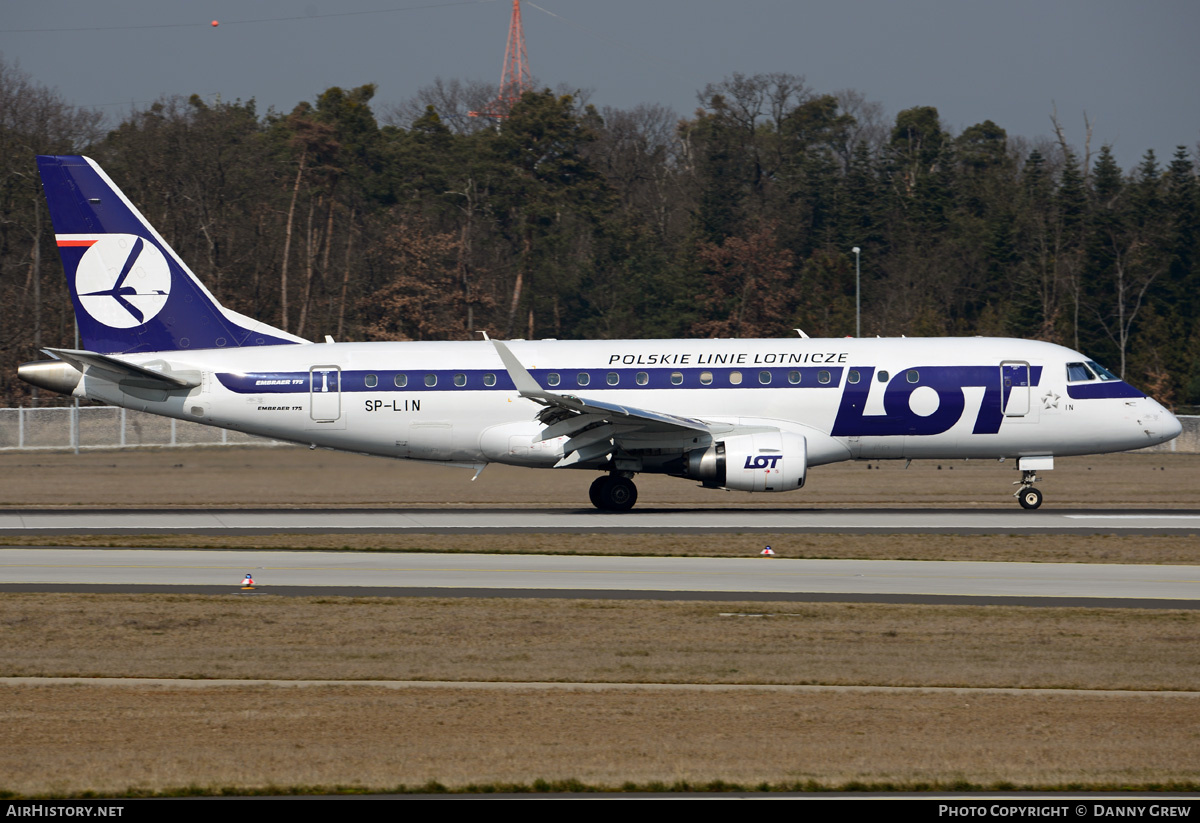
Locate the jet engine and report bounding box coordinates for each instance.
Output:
[684,431,807,492]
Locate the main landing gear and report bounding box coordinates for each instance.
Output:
[1014,469,1043,510]
[589,474,638,512]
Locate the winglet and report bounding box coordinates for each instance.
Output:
[491,339,554,403]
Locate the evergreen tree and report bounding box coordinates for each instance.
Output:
[1160,147,1199,403]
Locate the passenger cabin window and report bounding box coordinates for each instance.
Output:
[454,373,466,387]
[424,374,437,387]
[758,370,771,385]
[483,373,496,387]
[577,372,590,387]
[365,374,378,388]
[729,371,743,385]
[818,370,831,385]
[877,370,889,383]
[907,369,919,384]
[788,370,801,385]
[670,372,683,385]
[848,370,860,384]
[1066,362,1095,382]
[700,371,713,386]
[547,373,560,387]
[636,372,648,386]
[393,374,407,388]
[607,372,619,386]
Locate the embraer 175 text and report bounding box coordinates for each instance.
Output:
[20,156,1182,511]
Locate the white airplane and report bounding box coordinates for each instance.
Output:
[19,155,1182,510]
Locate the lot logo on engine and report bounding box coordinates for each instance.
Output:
[744,455,782,470]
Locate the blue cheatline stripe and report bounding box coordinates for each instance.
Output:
[216,366,847,395]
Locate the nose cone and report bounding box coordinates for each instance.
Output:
[1143,399,1183,446]
[1161,408,1184,443]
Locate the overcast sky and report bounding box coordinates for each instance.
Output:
[3,0,1198,170]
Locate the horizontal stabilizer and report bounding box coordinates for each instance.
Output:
[45,347,200,390]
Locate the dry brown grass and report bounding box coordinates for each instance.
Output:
[2,684,1196,795]
[1,447,1197,509]
[3,594,1197,690]
[5,532,1199,565]
[3,447,1198,794]
[3,592,1199,794]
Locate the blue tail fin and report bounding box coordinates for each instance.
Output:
[36,155,306,354]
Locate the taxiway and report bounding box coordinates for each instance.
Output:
[2,548,1197,607]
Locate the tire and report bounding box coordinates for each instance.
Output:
[1018,487,1043,510]
[588,476,611,510]
[600,476,638,512]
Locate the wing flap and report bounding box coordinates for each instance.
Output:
[562,424,619,454]
[538,413,606,442]
[554,439,614,468]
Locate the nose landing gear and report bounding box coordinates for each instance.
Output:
[1013,469,1043,509]
[1011,456,1053,510]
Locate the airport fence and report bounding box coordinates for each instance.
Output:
[0,405,1196,453]
[0,405,285,451]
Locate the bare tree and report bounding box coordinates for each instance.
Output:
[698,71,812,135]
[1051,105,1094,183]
[832,88,887,167]
[591,103,683,237]
[0,56,102,403]
[383,77,499,134]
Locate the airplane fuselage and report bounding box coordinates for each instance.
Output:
[68,336,1176,476]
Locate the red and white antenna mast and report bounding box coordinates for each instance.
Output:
[469,0,532,119]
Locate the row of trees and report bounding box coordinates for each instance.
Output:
[1,60,1197,407]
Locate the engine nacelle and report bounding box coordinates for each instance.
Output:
[685,431,807,492]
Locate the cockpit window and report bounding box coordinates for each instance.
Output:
[1066,362,1095,382]
[1087,361,1119,381]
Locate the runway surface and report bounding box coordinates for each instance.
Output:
[2,549,1197,607]
[5,506,1200,535]
[4,506,1198,606]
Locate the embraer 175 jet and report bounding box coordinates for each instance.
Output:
[19,156,1182,510]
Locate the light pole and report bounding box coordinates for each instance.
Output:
[851,246,861,338]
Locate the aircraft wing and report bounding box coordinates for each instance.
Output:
[492,340,723,467]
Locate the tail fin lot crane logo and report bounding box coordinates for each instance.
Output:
[74,235,171,328]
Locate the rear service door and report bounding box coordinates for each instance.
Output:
[309,366,343,425]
